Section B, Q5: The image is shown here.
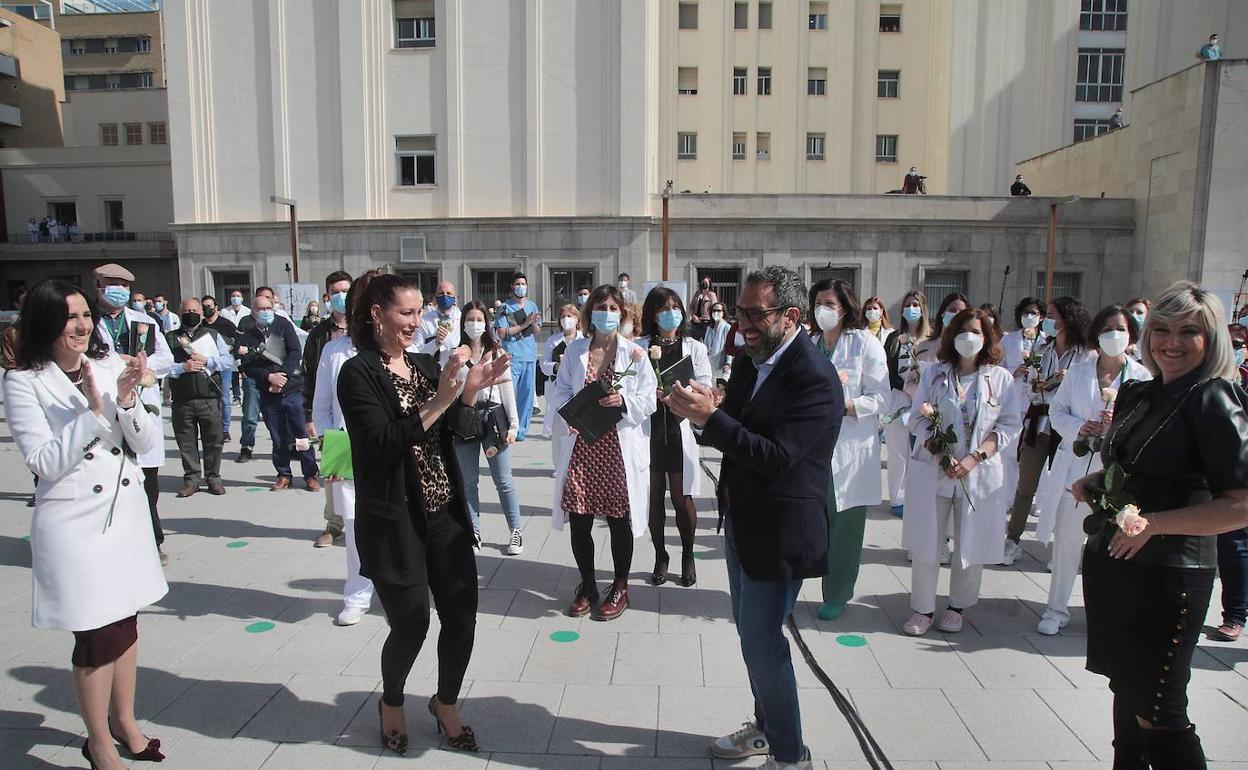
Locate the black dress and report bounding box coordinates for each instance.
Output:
[650,340,685,473]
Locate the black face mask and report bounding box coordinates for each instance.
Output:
[181,312,202,329]
[203,306,217,318]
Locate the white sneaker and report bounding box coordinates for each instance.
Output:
[1002,539,1022,566]
[709,721,770,759]
[1036,615,1065,636]
[761,752,813,770]
[472,531,482,555]
[506,528,524,556]
[335,606,365,626]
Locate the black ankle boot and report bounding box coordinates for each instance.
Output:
[1142,723,1207,770]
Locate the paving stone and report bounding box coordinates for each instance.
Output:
[844,688,984,761]
[237,673,376,743]
[612,632,703,686]
[943,689,1091,761]
[458,680,564,754]
[547,684,658,756]
[863,633,983,689]
[522,629,618,684]
[259,741,380,768]
[948,636,1072,689]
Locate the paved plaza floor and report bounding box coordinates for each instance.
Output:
[1,406,1247,769]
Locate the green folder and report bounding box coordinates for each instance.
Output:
[319,429,354,479]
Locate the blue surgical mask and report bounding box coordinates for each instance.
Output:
[436,294,456,311]
[513,284,527,298]
[657,308,684,331]
[256,309,275,326]
[101,285,130,309]
[329,291,348,315]
[577,295,588,305]
[154,300,165,312]
[1042,318,1058,337]
[591,310,620,333]
[1236,348,1246,368]
[131,300,145,312]
[902,306,922,323]
[941,310,957,328]
[1239,315,1248,328]
[230,295,243,306]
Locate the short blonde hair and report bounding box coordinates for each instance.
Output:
[1140,281,1238,381]
[556,303,581,330]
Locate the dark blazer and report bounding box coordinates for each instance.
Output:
[300,316,344,422]
[699,332,844,581]
[239,315,303,396]
[337,348,473,587]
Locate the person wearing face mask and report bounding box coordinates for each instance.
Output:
[915,292,969,367]
[220,290,251,406]
[1032,305,1151,637]
[882,291,931,517]
[541,304,583,457]
[809,279,890,621]
[902,308,1022,636]
[418,280,462,367]
[494,273,541,441]
[1124,298,1150,362]
[200,295,240,444]
[149,294,180,333]
[618,272,638,305]
[550,285,658,622]
[91,263,175,566]
[861,296,892,343]
[575,285,592,307]
[301,301,322,331]
[998,297,1046,521]
[130,291,148,315]
[166,298,234,499]
[690,275,719,341]
[1004,296,1093,565]
[637,287,713,587]
[620,302,641,341]
[702,301,734,378]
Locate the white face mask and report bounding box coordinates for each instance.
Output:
[814,306,840,332]
[463,321,486,340]
[711,311,723,323]
[619,321,634,337]
[1020,312,1040,330]
[865,308,882,323]
[954,332,984,360]
[1098,329,1130,358]
[560,316,577,332]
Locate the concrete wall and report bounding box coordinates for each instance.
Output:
[1012,125,1131,199]
[60,87,167,147]
[55,8,165,86]
[0,9,65,147]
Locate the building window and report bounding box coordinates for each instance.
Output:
[1036,271,1083,300]
[697,268,744,312]
[806,133,825,160]
[809,2,828,30]
[757,66,771,95]
[923,270,969,311]
[103,38,118,54]
[1073,118,1112,142]
[396,135,436,186]
[758,1,772,29]
[756,132,770,160]
[148,122,166,145]
[473,269,517,307]
[678,1,698,29]
[880,6,902,32]
[677,132,697,160]
[875,134,898,163]
[136,37,151,52]
[1076,48,1124,102]
[100,124,119,146]
[71,40,85,55]
[1080,0,1127,31]
[807,67,827,96]
[878,70,900,98]
[137,72,152,88]
[396,16,435,48]
[106,74,122,90]
[124,123,142,145]
[811,266,859,294]
[733,67,747,95]
[734,1,748,29]
[104,199,125,232]
[678,67,698,95]
[549,269,596,308]
[732,132,747,160]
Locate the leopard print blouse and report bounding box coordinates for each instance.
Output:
[386,361,453,511]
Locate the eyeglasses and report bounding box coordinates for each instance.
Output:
[733,305,783,324]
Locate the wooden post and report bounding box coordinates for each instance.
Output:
[1045,202,1056,305]
[289,203,300,283]
[661,181,672,281]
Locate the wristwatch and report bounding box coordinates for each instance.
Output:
[973,449,988,463]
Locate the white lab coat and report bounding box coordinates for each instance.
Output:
[541,331,584,439]
[95,306,173,468]
[703,320,733,373]
[903,362,1023,568]
[4,355,168,630]
[418,305,461,366]
[221,304,251,326]
[549,335,658,536]
[1033,355,1152,543]
[637,335,713,497]
[312,336,359,520]
[819,330,890,509]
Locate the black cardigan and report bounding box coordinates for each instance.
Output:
[337,348,472,586]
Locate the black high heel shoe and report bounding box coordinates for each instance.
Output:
[377,698,408,756]
[650,554,670,586]
[428,695,479,752]
[109,719,165,762]
[81,742,97,770]
[678,551,697,587]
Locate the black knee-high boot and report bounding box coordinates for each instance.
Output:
[1110,694,1147,770]
[1142,724,1206,770]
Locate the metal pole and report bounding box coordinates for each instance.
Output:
[289,204,300,283]
[661,181,671,281]
[1045,203,1057,305]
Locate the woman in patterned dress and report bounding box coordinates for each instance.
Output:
[549,285,658,621]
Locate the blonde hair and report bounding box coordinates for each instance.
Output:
[557,302,581,330]
[1139,281,1238,381]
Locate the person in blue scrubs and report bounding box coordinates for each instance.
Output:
[494,272,541,440]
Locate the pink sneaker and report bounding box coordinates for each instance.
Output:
[902,612,933,636]
[936,609,964,633]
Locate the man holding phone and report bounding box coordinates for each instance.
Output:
[494,272,541,440]
[418,280,461,366]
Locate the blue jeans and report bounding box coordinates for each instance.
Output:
[511,360,536,439]
[453,439,522,533]
[1218,527,1248,626]
[724,516,805,763]
[241,376,261,448]
[221,383,232,433]
[259,389,318,479]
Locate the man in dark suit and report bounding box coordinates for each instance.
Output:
[665,266,844,769]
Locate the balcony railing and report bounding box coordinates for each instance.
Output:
[7,230,173,245]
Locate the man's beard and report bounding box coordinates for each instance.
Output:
[747,317,786,365]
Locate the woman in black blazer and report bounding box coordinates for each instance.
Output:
[337,273,510,755]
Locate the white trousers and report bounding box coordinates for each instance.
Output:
[1042,492,1086,625]
[884,417,909,506]
[332,480,374,610]
[910,494,984,615]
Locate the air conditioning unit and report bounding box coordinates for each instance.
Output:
[400,235,427,263]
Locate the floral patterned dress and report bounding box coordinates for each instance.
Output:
[560,366,629,518]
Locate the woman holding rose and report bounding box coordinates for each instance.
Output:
[1074,282,1248,769]
[1032,305,1151,636]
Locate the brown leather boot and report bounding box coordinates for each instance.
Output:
[568,582,599,618]
[593,581,629,621]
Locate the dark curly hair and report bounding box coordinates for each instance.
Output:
[1049,296,1090,348]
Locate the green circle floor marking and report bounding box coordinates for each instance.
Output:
[245,487,264,492]
[692,552,711,560]
[245,621,275,634]
[20,535,31,542]
[226,541,249,549]
[549,631,580,643]
[836,634,867,648]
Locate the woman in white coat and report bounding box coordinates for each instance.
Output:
[809,279,890,621]
[702,301,733,379]
[998,297,1046,517]
[902,308,1022,636]
[541,304,583,462]
[549,285,657,622]
[636,287,713,587]
[882,290,931,517]
[3,280,168,769]
[1032,305,1151,635]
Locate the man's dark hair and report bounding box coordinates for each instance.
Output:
[511,272,527,284]
[326,270,352,289]
[201,294,217,305]
[745,266,808,317]
[577,285,592,294]
[256,285,275,297]
[618,272,630,280]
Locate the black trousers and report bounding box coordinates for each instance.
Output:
[172,397,224,484]
[143,467,163,546]
[373,503,478,708]
[570,513,633,585]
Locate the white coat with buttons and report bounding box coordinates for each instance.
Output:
[94,306,174,469]
[636,335,713,497]
[3,354,168,631]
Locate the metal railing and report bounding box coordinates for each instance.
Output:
[6,231,173,245]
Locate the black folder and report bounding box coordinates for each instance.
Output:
[557,379,623,444]
[511,307,536,337]
[658,354,695,391]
